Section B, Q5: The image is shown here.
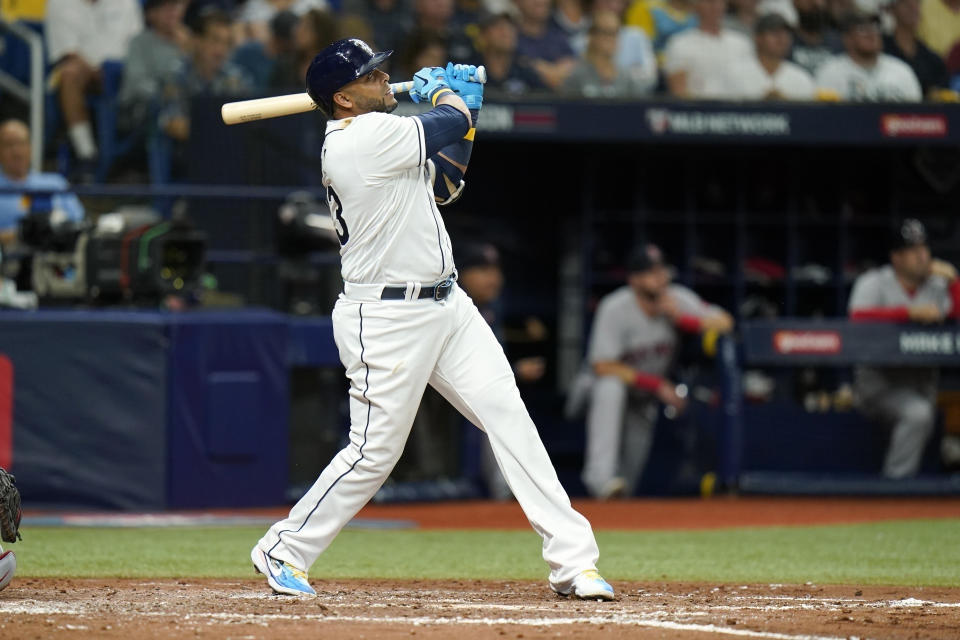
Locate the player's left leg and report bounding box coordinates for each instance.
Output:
[254,299,445,591]
[876,388,936,479]
[619,400,659,496]
[428,286,611,599]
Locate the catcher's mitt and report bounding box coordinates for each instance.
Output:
[0,468,21,543]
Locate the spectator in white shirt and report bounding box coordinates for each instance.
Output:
[727,12,816,99]
[45,0,143,169]
[663,0,754,97]
[815,10,922,101]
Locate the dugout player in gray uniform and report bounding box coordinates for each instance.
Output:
[848,218,960,479]
[575,244,734,499]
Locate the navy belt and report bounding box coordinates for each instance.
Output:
[381,277,455,301]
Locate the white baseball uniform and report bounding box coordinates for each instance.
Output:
[256,109,601,591]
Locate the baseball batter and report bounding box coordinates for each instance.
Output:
[848,218,960,478]
[251,38,613,601]
[571,244,733,499]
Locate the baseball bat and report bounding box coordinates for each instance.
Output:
[221,66,487,125]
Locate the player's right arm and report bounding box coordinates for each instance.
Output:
[848,270,941,323]
[426,63,483,205]
[588,294,685,409]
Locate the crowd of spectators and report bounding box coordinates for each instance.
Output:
[0,0,958,178]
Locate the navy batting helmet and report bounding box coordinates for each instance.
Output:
[306,38,392,117]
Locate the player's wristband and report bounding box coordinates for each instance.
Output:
[633,371,663,392]
[676,314,702,333]
[431,87,454,107]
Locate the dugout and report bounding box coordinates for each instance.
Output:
[179,95,960,497]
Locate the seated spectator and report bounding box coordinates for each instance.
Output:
[158,9,253,175]
[0,120,84,246]
[396,29,450,80]
[515,0,579,90]
[625,0,698,57]
[726,12,816,99]
[271,8,341,90]
[815,10,922,101]
[848,219,960,479]
[237,0,331,44]
[725,0,799,34]
[789,0,843,74]
[232,9,299,92]
[407,0,477,61]
[339,0,413,54]
[571,0,658,92]
[44,0,143,172]
[663,0,754,98]
[725,0,760,34]
[473,9,547,94]
[562,9,656,96]
[118,0,190,133]
[918,0,960,57]
[553,0,592,47]
[883,0,950,98]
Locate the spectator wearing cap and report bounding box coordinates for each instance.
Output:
[663,0,754,98]
[514,0,579,90]
[725,12,816,99]
[569,0,658,92]
[814,10,922,100]
[566,243,733,499]
[118,0,190,134]
[563,9,656,96]
[848,219,960,478]
[789,0,843,74]
[44,0,144,171]
[472,9,547,94]
[232,10,300,92]
[918,0,960,57]
[883,0,950,98]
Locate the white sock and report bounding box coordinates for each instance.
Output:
[68,122,97,160]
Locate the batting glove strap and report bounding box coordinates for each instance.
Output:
[411,66,451,105]
[431,87,454,106]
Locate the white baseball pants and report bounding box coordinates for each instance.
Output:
[257,284,600,589]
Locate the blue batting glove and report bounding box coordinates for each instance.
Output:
[445,62,483,110]
[411,66,451,105]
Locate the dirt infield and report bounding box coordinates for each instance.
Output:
[2,578,959,639]
[5,498,960,638]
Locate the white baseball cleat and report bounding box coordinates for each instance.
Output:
[251,546,316,596]
[553,569,615,601]
[0,547,15,592]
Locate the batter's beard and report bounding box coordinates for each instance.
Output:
[359,95,398,114]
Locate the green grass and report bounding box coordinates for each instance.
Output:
[12,519,960,586]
